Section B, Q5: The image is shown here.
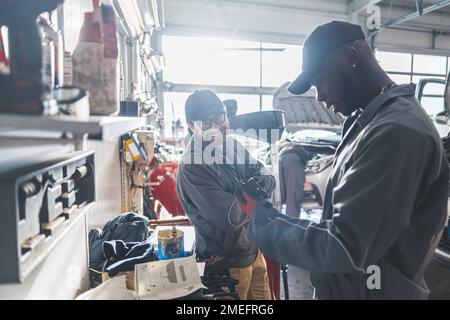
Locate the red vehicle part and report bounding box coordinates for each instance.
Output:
[265,256,281,300]
[150,161,185,217]
[0,31,8,66]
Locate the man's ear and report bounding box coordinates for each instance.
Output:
[346,46,360,69]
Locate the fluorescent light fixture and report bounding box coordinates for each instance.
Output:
[144,12,152,26]
[117,0,145,37]
[116,0,163,36]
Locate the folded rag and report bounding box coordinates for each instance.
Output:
[103,240,154,277]
[89,212,149,271]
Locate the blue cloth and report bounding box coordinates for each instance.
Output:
[103,240,154,277]
[89,212,149,271]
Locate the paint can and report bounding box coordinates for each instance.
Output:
[157,226,184,260]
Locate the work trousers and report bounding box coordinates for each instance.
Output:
[229,251,271,300]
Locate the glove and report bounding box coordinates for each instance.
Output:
[235,175,276,216]
[235,184,257,216]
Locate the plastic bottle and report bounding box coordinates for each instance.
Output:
[72,0,119,115]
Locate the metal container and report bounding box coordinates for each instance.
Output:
[157,227,184,260]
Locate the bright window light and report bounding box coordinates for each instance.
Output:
[163,91,190,138]
[163,35,260,86]
[376,51,412,73]
[262,43,302,88]
[262,95,274,110]
[413,54,447,75]
[412,75,446,85]
[63,0,93,53]
[163,91,189,122]
[420,97,445,116]
[387,73,411,85]
[218,93,261,114]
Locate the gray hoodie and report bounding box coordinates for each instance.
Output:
[176,135,264,267]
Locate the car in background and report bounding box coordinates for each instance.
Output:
[231,124,341,211]
[416,78,449,138]
[282,129,340,209]
[415,74,450,298]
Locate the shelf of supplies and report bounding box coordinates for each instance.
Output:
[0,114,146,141]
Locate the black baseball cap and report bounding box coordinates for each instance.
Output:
[185,90,226,122]
[287,21,366,95]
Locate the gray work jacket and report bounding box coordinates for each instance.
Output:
[176,136,262,267]
[249,84,449,299]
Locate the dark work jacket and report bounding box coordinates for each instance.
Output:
[176,136,263,267]
[249,84,449,299]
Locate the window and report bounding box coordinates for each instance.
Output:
[262,95,274,110]
[421,97,445,116]
[162,35,289,138]
[163,36,260,87]
[416,80,446,116]
[163,36,302,89]
[63,0,93,53]
[413,54,447,75]
[217,94,261,114]
[388,74,411,84]
[163,91,190,138]
[377,51,449,92]
[262,43,302,88]
[376,51,412,73]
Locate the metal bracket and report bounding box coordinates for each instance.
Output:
[416,0,424,15]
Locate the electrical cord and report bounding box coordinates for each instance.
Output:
[227,198,250,229]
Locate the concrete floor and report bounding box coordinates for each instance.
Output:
[280,265,315,300]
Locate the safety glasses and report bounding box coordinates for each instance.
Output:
[200,112,226,130]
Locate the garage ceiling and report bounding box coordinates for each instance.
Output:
[163,0,450,54]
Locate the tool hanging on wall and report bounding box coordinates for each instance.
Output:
[120,129,155,214]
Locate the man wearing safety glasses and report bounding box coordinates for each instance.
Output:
[176,89,271,300]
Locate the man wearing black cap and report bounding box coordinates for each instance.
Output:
[236,21,449,299]
[183,98,239,146]
[176,89,271,300]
